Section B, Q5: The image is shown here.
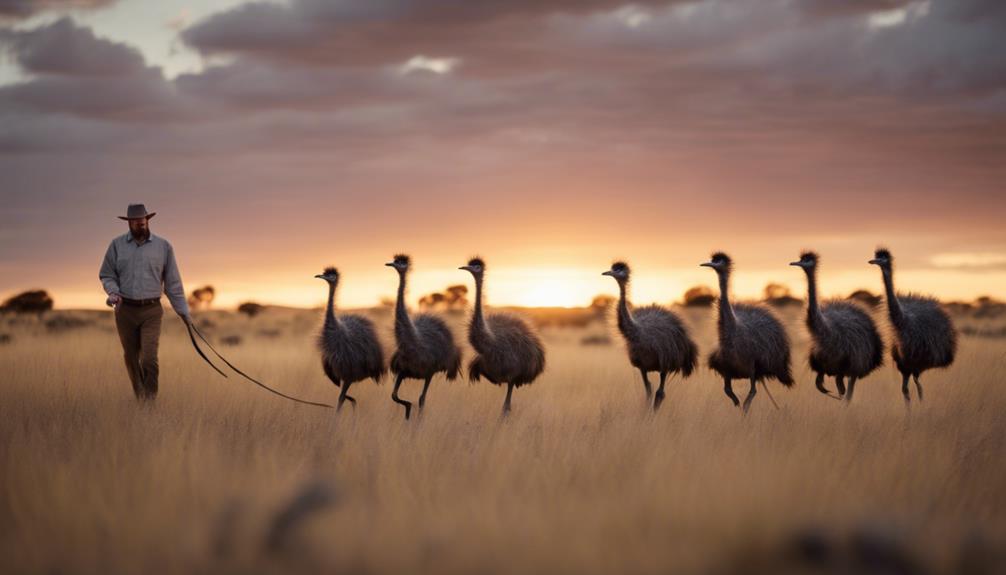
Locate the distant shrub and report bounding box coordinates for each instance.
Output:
[589,295,616,317]
[0,333,11,345]
[848,289,882,308]
[1,290,53,314]
[238,302,265,317]
[220,335,242,346]
[580,333,612,346]
[188,286,216,310]
[419,284,468,311]
[683,286,716,307]
[764,283,802,308]
[44,315,94,332]
[257,328,282,338]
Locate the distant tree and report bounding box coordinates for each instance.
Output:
[682,286,716,308]
[237,302,264,317]
[764,283,801,308]
[444,285,468,309]
[188,285,216,311]
[1,290,53,315]
[848,289,882,308]
[589,294,616,317]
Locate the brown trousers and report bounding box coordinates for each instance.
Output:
[114,302,163,400]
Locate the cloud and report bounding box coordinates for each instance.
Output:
[0,0,115,20]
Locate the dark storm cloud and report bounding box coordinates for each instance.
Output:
[0,0,115,19]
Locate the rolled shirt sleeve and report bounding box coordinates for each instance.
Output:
[163,242,190,317]
[99,240,121,295]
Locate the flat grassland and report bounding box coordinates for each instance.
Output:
[1,306,1003,574]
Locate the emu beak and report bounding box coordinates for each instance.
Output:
[699,262,713,268]
[789,261,801,266]
[314,274,324,279]
[601,271,613,276]
[868,259,879,265]
[385,262,395,267]
[459,265,472,272]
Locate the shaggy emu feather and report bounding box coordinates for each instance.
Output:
[460,257,546,416]
[603,261,698,410]
[315,267,386,411]
[702,252,794,413]
[792,251,884,402]
[386,254,462,420]
[869,248,956,403]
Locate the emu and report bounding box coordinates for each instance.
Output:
[869,248,956,403]
[602,261,698,410]
[791,251,883,402]
[701,252,794,413]
[460,257,545,416]
[386,254,462,420]
[315,267,385,410]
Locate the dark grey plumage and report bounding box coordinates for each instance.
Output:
[603,261,698,410]
[386,254,462,420]
[791,251,883,402]
[869,248,957,403]
[702,252,794,413]
[460,257,546,416]
[315,267,386,411]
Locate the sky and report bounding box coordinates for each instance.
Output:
[1,0,1004,310]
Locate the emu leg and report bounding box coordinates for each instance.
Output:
[814,372,829,395]
[639,369,653,401]
[502,382,515,416]
[338,382,356,411]
[418,376,433,410]
[901,372,911,405]
[742,378,757,414]
[913,374,924,402]
[391,374,412,420]
[845,377,857,403]
[723,378,739,407]
[835,375,846,397]
[653,371,669,411]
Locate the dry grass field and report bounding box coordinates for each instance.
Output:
[1,305,1004,574]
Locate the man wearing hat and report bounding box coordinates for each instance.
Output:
[99,204,191,401]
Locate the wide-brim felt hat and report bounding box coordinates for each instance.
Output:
[118,204,156,220]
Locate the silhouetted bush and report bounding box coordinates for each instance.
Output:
[848,289,882,308]
[419,284,468,311]
[764,283,802,308]
[1,290,53,314]
[188,285,216,310]
[683,286,716,307]
[220,335,242,346]
[0,333,11,345]
[589,294,616,317]
[238,302,265,317]
[580,333,612,346]
[44,315,93,332]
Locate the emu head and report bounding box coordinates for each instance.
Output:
[459,257,485,277]
[602,261,630,282]
[700,252,732,274]
[314,266,340,284]
[790,251,819,271]
[869,248,893,270]
[385,254,411,273]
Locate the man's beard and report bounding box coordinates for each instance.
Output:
[130,227,150,242]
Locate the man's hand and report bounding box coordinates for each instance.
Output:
[106,293,122,309]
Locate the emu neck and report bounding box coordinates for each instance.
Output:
[717,271,737,331]
[395,271,419,348]
[616,280,640,341]
[324,282,340,331]
[881,267,904,326]
[470,274,492,348]
[805,268,825,332]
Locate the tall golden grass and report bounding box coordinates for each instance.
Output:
[1,306,1003,574]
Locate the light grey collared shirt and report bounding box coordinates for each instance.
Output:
[99,233,189,316]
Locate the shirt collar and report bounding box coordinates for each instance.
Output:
[125,232,154,245]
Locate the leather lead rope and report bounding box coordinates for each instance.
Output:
[186,321,333,409]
